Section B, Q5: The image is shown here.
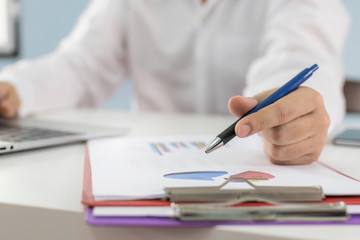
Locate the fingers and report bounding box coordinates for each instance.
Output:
[0,85,10,101]
[0,101,18,118]
[262,133,327,165]
[235,87,321,137]
[0,82,20,118]
[228,96,258,118]
[265,151,322,165]
[260,110,329,146]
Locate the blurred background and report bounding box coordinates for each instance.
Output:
[0,0,359,111]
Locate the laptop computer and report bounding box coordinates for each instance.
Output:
[0,118,128,154]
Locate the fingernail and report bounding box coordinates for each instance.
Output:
[238,124,251,137]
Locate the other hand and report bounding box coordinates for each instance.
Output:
[0,82,20,118]
[228,87,330,165]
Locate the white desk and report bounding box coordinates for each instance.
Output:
[0,109,359,240]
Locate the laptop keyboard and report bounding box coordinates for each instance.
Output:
[0,125,77,142]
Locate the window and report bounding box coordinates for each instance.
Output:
[0,0,19,56]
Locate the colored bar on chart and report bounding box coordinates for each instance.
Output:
[191,142,207,149]
[150,141,208,155]
[157,143,170,153]
[170,142,180,149]
[149,143,163,155]
[170,142,189,149]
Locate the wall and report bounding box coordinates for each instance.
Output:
[0,0,132,110]
[0,0,359,111]
[343,0,360,81]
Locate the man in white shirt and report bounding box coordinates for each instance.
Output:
[0,0,350,165]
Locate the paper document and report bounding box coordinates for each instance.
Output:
[88,135,360,201]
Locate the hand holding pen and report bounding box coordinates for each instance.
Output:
[206,65,330,165]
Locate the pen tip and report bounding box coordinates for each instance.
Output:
[205,137,224,154]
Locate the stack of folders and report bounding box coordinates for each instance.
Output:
[82,135,360,226]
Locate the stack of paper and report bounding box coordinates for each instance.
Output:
[81,135,360,226]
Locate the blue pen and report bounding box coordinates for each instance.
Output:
[205,64,319,153]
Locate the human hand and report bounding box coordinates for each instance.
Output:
[228,87,330,165]
[0,82,20,118]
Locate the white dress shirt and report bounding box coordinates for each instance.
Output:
[0,0,350,131]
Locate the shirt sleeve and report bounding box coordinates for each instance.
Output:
[243,0,350,133]
[0,0,128,117]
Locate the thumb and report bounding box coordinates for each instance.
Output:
[228,96,258,118]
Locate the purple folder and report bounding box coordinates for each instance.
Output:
[86,208,360,227]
